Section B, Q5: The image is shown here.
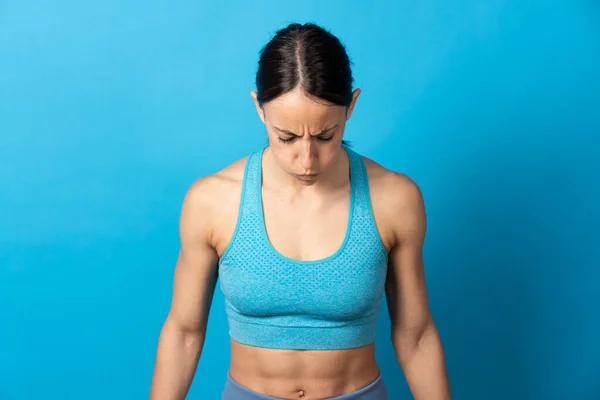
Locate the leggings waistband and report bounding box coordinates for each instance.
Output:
[221,373,388,399]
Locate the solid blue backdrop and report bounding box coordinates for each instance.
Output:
[1,1,599,399]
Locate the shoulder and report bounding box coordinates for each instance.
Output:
[362,156,424,214]
[184,156,248,204]
[360,155,426,248]
[179,156,249,242]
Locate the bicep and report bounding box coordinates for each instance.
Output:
[167,182,219,334]
[385,179,432,337]
[169,242,218,334]
[385,240,431,336]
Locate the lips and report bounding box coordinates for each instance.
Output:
[296,174,318,180]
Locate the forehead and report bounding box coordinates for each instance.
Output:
[263,88,345,126]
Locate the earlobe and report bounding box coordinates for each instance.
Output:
[346,88,361,120]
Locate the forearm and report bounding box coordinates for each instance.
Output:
[150,317,204,400]
[393,321,451,400]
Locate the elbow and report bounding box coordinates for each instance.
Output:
[391,317,438,363]
[161,314,206,352]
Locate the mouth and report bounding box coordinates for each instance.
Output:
[295,174,318,181]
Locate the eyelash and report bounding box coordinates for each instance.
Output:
[278,136,334,144]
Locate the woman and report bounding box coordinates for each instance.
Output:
[150,23,451,400]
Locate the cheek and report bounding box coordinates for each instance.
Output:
[271,145,296,170]
[321,146,341,165]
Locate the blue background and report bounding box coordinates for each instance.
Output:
[1,1,599,399]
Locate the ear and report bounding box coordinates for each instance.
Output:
[250,91,266,124]
[345,88,361,120]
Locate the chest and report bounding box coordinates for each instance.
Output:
[217,187,389,321]
[218,198,389,321]
[261,188,351,262]
[219,244,388,321]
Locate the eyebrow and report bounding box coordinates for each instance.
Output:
[273,125,339,137]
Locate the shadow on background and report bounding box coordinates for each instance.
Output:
[375,156,534,399]
[376,130,598,399]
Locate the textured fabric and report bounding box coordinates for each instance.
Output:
[218,145,388,350]
[221,373,389,399]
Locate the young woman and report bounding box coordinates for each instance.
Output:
[150,23,451,400]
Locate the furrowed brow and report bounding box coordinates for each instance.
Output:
[273,125,339,137]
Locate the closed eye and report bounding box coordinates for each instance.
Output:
[277,136,296,144]
[317,135,334,142]
[277,134,335,144]
[274,125,339,144]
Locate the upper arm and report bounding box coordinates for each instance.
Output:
[384,174,432,339]
[167,178,220,334]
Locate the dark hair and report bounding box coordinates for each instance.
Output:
[255,23,354,146]
[256,23,354,107]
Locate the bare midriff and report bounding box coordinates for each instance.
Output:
[228,339,381,399]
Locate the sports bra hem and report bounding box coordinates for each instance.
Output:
[225,315,376,329]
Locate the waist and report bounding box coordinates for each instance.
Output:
[228,339,381,398]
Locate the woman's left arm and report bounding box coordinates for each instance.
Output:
[383,173,452,400]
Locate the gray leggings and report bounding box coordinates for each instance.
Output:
[221,373,388,399]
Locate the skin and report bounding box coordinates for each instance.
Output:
[149,86,452,399]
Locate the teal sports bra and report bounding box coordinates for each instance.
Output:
[218,145,389,350]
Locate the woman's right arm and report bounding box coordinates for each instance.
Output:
[149,178,220,400]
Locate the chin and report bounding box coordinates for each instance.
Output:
[296,179,317,186]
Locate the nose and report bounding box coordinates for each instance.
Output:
[300,139,315,170]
